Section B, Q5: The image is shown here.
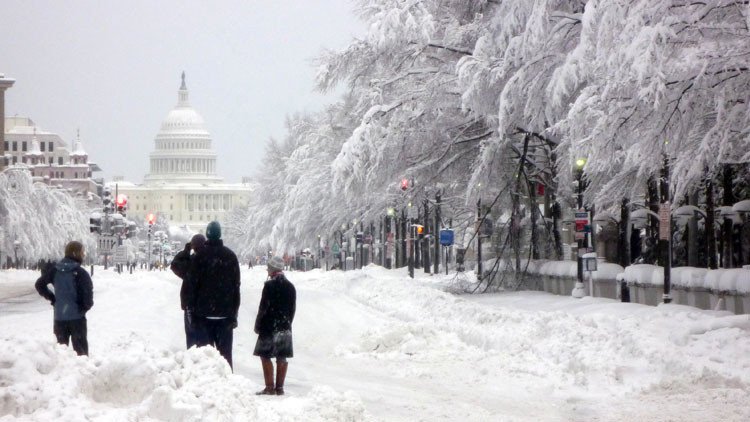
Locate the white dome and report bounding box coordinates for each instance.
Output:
[144,72,223,186]
[159,107,207,134]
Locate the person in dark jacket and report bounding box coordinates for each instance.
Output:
[35,241,94,356]
[187,221,241,369]
[253,255,296,395]
[170,233,206,349]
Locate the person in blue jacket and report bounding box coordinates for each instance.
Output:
[35,241,94,356]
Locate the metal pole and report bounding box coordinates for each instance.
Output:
[434,192,440,274]
[577,172,584,287]
[661,156,672,303]
[423,199,430,274]
[477,198,482,281]
[408,220,414,279]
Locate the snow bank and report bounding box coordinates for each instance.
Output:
[0,336,369,421]
[621,265,750,293]
[311,267,750,401]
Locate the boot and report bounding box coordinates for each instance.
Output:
[255,358,275,395]
[275,361,288,395]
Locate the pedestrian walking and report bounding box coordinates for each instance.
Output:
[187,221,241,369]
[170,233,206,349]
[253,255,296,395]
[34,241,94,356]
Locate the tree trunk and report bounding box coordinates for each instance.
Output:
[647,177,660,265]
[529,181,540,260]
[705,176,717,269]
[721,164,735,268]
[618,197,630,267]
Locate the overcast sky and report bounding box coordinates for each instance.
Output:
[1,0,362,183]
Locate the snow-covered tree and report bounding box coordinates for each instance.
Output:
[0,169,95,264]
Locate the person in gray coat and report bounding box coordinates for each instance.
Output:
[35,241,94,356]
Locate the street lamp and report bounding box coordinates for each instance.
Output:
[572,157,588,298]
[13,239,20,269]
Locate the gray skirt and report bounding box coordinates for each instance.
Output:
[253,330,293,358]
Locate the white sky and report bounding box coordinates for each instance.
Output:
[0,0,362,182]
[2,266,750,420]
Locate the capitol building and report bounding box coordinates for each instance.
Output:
[112,73,252,232]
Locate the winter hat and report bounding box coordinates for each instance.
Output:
[64,241,85,263]
[267,256,285,272]
[190,234,206,251]
[206,221,222,240]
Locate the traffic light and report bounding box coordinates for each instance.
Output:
[415,224,424,235]
[89,216,101,234]
[400,178,409,191]
[102,189,113,213]
[147,213,155,237]
[116,194,128,215]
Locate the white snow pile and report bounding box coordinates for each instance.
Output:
[0,335,367,422]
[622,264,750,293]
[311,268,750,399]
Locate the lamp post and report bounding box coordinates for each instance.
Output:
[659,155,672,303]
[572,158,588,298]
[13,239,20,269]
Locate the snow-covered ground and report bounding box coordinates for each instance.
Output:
[1,265,749,421]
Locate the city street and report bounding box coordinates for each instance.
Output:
[2,266,749,421]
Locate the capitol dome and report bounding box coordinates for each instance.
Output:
[144,72,223,185]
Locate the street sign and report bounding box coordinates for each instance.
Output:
[659,203,671,240]
[439,229,454,246]
[575,210,589,233]
[332,243,340,255]
[113,245,128,264]
[98,235,117,254]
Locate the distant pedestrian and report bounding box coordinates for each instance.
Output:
[187,221,241,369]
[253,255,296,395]
[35,241,94,356]
[170,233,207,349]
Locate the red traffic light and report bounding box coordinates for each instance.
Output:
[400,178,409,191]
[147,213,155,224]
[116,194,128,207]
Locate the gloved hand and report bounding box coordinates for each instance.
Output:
[184,242,192,252]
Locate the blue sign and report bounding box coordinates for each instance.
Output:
[439,229,454,246]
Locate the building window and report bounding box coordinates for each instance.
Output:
[58,157,63,165]
[48,157,53,164]
[12,141,17,151]
[74,172,78,179]
[12,156,17,164]
[3,141,7,150]
[48,142,53,152]
[21,157,27,164]
[22,141,27,151]
[40,142,46,152]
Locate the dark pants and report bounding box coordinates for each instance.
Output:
[54,318,88,356]
[192,316,234,369]
[184,311,198,349]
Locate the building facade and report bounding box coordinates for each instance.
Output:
[112,73,251,232]
[3,117,102,196]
